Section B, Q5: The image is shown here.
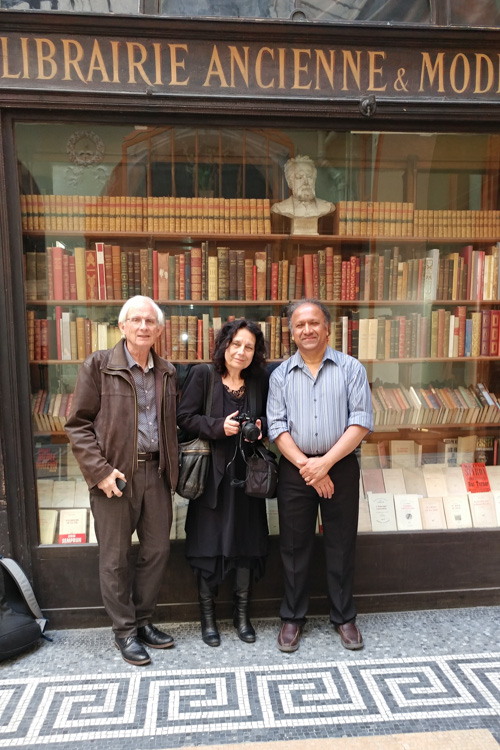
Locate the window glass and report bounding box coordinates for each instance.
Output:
[16,122,500,544]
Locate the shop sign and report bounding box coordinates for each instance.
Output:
[1,33,500,102]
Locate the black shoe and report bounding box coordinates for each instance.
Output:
[137,623,175,649]
[114,635,151,666]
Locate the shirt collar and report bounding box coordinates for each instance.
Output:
[124,342,154,373]
[288,345,337,371]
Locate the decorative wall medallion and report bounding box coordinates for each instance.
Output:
[67,130,105,167]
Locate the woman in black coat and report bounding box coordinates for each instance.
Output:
[177,319,269,646]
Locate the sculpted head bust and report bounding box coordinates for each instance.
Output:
[271,155,335,235]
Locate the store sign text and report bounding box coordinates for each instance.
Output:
[1,34,500,100]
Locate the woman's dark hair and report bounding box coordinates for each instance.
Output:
[212,319,267,377]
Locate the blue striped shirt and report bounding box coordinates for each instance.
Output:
[267,346,373,455]
[124,344,159,453]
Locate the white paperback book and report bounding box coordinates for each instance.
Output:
[419,496,447,530]
[394,494,423,531]
[423,465,449,498]
[367,492,397,532]
[444,467,468,495]
[443,494,473,529]
[37,479,54,508]
[51,480,76,508]
[382,468,407,495]
[468,491,498,528]
[486,466,500,492]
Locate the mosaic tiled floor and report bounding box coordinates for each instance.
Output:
[1,608,500,749]
[1,652,500,748]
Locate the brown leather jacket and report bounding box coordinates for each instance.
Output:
[65,339,178,497]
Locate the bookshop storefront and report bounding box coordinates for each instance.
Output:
[1,11,500,627]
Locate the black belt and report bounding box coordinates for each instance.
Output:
[137,452,159,462]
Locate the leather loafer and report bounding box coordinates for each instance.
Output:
[137,623,174,649]
[277,622,301,653]
[114,635,151,666]
[335,621,364,650]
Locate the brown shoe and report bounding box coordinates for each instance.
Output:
[277,622,301,653]
[335,621,364,650]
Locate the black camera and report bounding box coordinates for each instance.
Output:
[232,412,260,442]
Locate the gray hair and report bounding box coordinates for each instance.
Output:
[283,155,317,189]
[118,296,164,326]
[287,299,331,331]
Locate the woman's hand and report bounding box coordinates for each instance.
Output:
[224,410,241,436]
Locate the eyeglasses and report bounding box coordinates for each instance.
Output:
[125,317,159,328]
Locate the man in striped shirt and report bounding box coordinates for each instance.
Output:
[267,300,373,653]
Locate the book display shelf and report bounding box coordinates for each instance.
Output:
[17,123,500,546]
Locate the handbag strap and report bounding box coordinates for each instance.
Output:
[204,364,215,416]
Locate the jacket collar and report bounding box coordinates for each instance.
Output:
[106,339,176,376]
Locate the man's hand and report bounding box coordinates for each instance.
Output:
[97,469,127,498]
[310,474,334,499]
[299,456,330,485]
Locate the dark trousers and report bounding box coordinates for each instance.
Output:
[90,460,172,638]
[277,452,360,627]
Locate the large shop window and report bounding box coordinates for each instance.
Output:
[15,122,500,545]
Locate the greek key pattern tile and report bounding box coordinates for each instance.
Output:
[1,653,500,747]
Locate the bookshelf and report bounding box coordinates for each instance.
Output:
[18,125,500,546]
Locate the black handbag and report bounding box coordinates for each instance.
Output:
[242,441,278,499]
[176,365,215,501]
[226,376,278,499]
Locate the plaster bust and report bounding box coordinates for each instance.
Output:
[272,155,335,235]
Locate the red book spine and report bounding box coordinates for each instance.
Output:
[271,262,279,301]
[341,261,347,300]
[303,254,314,298]
[350,255,357,300]
[490,309,500,356]
[68,256,77,300]
[62,252,70,300]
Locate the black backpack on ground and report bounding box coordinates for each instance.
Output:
[0,556,48,661]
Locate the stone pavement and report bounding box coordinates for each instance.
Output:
[1,606,500,749]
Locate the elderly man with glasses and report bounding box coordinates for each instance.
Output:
[66,295,178,666]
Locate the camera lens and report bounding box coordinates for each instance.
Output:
[242,421,260,442]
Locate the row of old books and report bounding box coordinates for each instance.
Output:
[25,242,500,304]
[32,390,73,433]
[28,305,498,364]
[336,200,500,239]
[28,311,291,366]
[362,435,497,470]
[331,305,498,361]
[371,382,500,427]
[21,194,272,235]
[28,310,121,361]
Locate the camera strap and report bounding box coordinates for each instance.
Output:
[225,377,258,488]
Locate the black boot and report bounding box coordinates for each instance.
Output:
[233,567,256,643]
[198,576,220,647]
